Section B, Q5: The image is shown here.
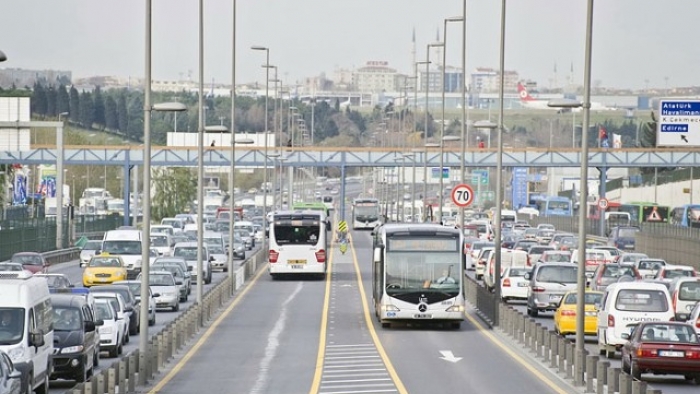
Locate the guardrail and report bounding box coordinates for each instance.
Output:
[42,247,80,265]
[465,275,664,394]
[62,246,267,394]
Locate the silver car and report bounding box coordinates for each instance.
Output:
[525,262,578,317]
[80,240,103,267]
[141,271,180,312]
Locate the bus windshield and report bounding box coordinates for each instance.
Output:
[385,251,461,294]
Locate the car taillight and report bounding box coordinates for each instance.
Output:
[597,277,602,286]
[608,314,615,327]
[527,256,531,267]
[531,286,545,293]
[696,318,700,329]
[561,310,576,317]
[503,278,511,287]
[637,347,657,357]
[672,291,678,312]
[315,249,326,263]
[269,250,279,263]
[686,350,700,359]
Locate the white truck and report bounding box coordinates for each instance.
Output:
[102,229,143,279]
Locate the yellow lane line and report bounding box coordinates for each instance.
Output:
[463,312,569,394]
[307,239,334,393]
[348,234,409,394]
[148,265,268,393]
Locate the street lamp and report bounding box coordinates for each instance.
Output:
[439,135,461,223]
[267,152,280,211]
[251,46,271,229]
[229,136,254,277]
[473,120,498,211]
[0,50,6,62]
[424,142,440,222]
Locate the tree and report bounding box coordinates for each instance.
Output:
[152,167,197,221]
[79,91,95,129]
[56,85,70,116]
[117,92,128,135]
[104,96,118,131]
[31,82,47,116]
[45,85,57,117]
[69,86,80,124]
[93,86,106,129]
[127,95,144,140]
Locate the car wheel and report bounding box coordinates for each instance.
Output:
[34,369,50,394]
[149,314,156,326]
[109,345,118,358]
[605,348,615,359]
[125,331,130,344]
[94,348,99,367]
[117,341,123,355]
[75,362,87,383]
[173,303,179,312]
[630,360,641,380]
[622,355,630,373]
[527,307,538,317]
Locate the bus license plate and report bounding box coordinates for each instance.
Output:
[290,265,304,269]
[414,313,432,319]
[288,259,307,265]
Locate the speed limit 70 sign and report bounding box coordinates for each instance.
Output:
[451,184,474,207]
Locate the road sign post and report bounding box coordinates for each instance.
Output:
[597,197,608,210]
[451,183,474,208]
[657,99,700,146]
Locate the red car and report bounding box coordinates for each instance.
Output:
[621,321,700,382]
[10,252,48,274]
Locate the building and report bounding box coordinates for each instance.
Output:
[0,68,72,89]
[471,68,519,93]
[352,61,399,93]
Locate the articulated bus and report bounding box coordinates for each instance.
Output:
[669,204,700,228]
[542,196,573,216]
[619,201,669,224]
[371,224,465,329]
[351,198,382,230]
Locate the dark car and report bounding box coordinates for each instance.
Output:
[0,349,22,394]
[9,252,48,274]
[590,263,640,292]
[89,285,140,335]
[49,293,102,382]
[621,321,700,381]
[608,226,640,251]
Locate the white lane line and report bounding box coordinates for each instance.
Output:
[322,363,385,369]
[319,390,397,394]
[322,378,392,384]
[325,355,381,360]
[326,344,374,348]
[249,282,304,394]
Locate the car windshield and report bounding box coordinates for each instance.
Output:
[89,257,122,267]
[208,245,224,254]
[41,275,70,288]
[638,260,664,270]
[52,307,82,331]
[102,240,142,255]
[509,267,531,277]
[563,292,602,305]
[11,254,42,265]
[602,265,635,278]
[679,282,700,302]
[544,253,571,263]
[618,228,639,238]
[153,265,182,278]
[0,263,23,271]
[641,324,698,343]
[535,266,578,284]
[83,241,102,251]
[616,289,669,312]
[174,247,197,260]
[0,308,24,345]
[94,302,114,321]
[150,236,169,247]
[664,269,694,279]
[150,274,175,286]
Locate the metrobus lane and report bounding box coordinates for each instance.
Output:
[143,254,328,394]
[350,228,575,394]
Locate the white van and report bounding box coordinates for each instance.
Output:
[571,248,613,273]
[0,272,53,394]
[483,249,528,291]
[102,229,143,279]
[268,211,327,279]
[597,281,674,358]
[150,233,172,257]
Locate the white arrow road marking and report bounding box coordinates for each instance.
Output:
[439,350,462,363]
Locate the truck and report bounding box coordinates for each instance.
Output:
[44,184,71,217]
[254,195,274,208]
[79,188,111,215]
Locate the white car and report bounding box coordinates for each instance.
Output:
[91,292,130,344]
[94,298,124,357]
[500,266,532,302]
[79,240,103,267]
[113,280,157,326]
[207,244,228,272]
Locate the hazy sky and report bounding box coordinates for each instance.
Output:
[1,0,698,90]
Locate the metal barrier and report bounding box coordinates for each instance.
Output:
[62,247,267,394]
[42,248,80,265]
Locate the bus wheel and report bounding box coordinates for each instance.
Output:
[381,322,391,328]
[451,322,461,329]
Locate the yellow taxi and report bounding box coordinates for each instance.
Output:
[82,254,127,287]
[553,290,603,336]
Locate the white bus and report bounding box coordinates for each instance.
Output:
[268,211,328,279]
[371,224,465,329]
[352,198,382,230]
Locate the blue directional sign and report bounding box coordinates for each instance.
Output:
[431,167,449,180]
[657,100,700,146]
[512,167,528,210]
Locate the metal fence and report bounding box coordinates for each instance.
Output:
[0,214,121,261]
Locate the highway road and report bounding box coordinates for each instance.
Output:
[467,270,699,393]
[139,226,575,394]
[46,246,260,394]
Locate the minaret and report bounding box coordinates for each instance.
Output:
[411,27,417,93]
[569,62,574,87]
[553,62,558,90]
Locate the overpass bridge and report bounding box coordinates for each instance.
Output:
[3,145,699,168]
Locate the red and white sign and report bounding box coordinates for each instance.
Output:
[597,198,609,210]
[451,184,475,208]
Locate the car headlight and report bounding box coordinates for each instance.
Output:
[8,347,25,362]
[61,345,84,354]
[100,326,113,334]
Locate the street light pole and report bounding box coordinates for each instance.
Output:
[252,46,270,227]
[493,0,507,323]
[427,42,444,221]
[229,0,237,281]
[460,0,468,230]
[574,0,595,385]
[196,0,205,306]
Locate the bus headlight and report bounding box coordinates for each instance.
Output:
[446,305,464,313]
[382,305,400,312]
